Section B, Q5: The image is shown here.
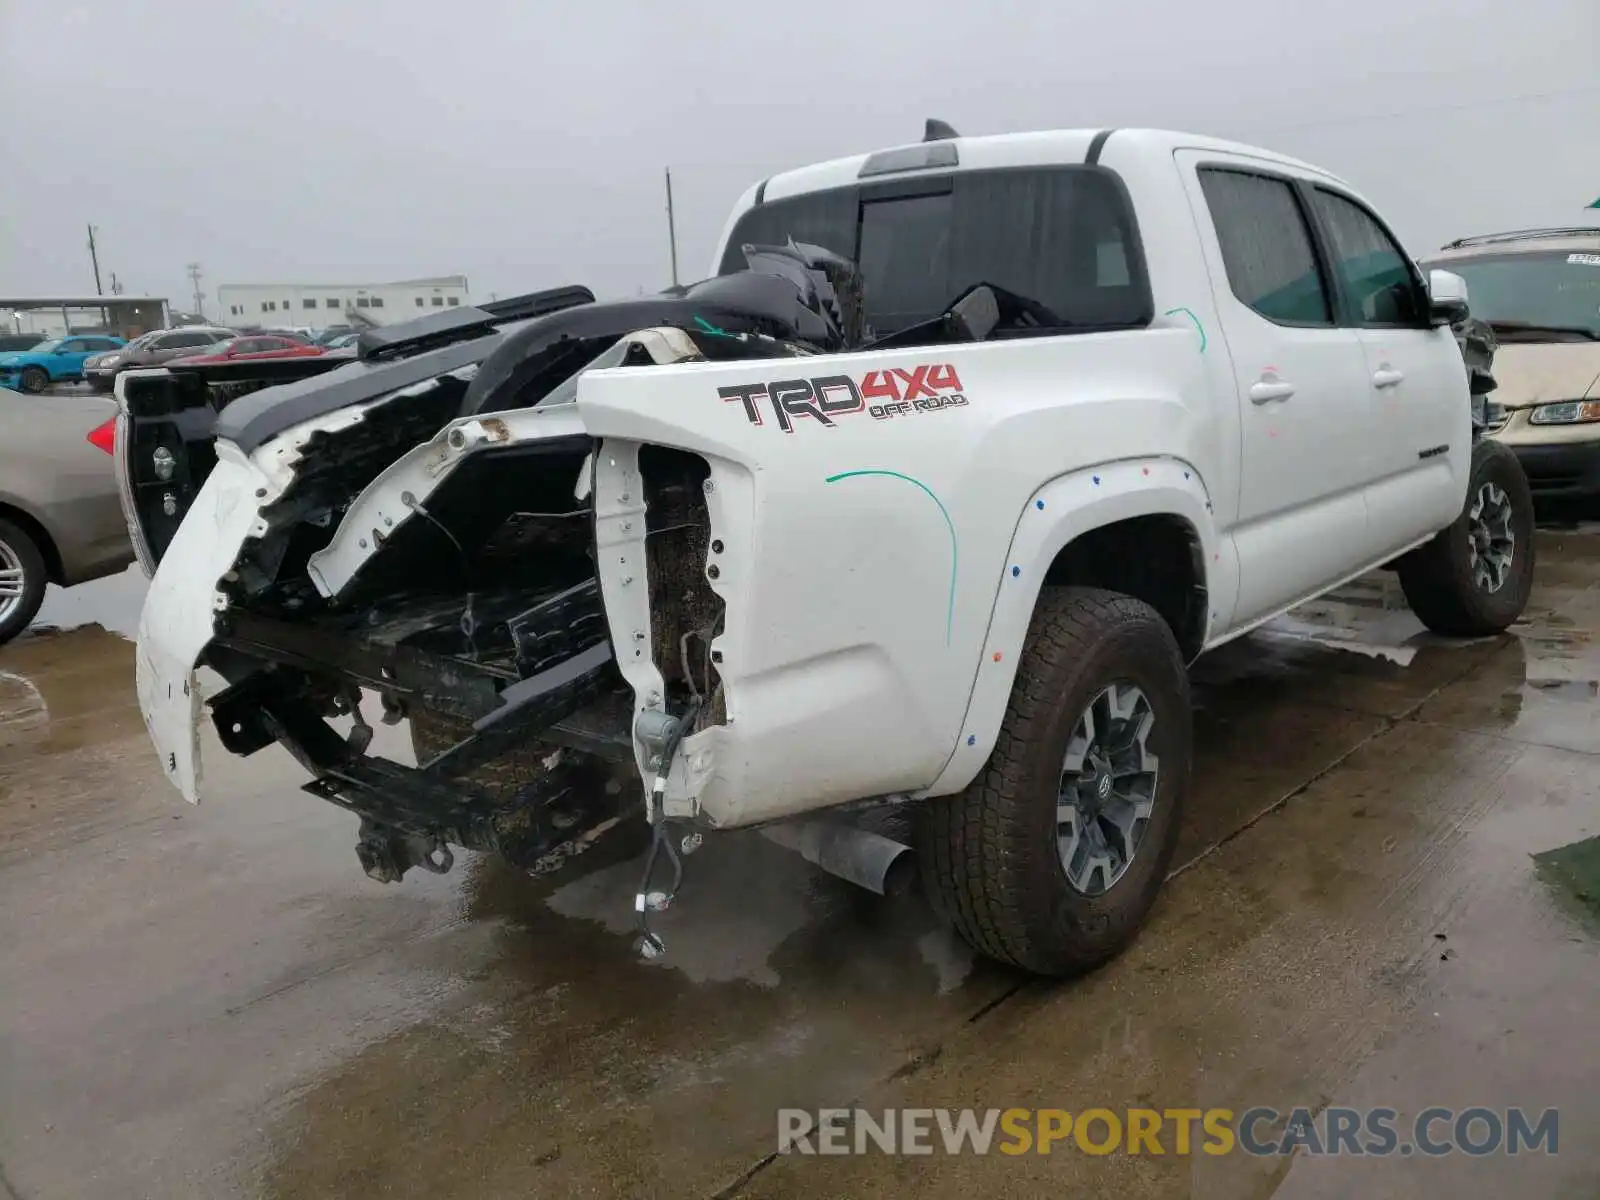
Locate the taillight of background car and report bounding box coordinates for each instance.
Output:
[87,418,116,454]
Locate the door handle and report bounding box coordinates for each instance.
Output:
[1249,379,1295,404]
[1372,368,1404,389]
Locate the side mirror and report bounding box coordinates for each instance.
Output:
[1428,269,1470,326]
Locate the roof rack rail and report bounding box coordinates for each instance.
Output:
[1441,226,1600,250]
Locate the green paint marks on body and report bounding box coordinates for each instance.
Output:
[824,469,957,645]
[693,315,732,337]
[1163,306,1207,353]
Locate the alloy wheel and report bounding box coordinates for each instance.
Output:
[1467,481,1515,594]
[1056,681,1160,896]
[0,537,26,625]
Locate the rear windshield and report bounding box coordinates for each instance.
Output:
[718,166,1151,339]
[1423,249,1600,339]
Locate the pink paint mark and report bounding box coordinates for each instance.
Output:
[1142,466,1150,476]
[1268,429,1280,438]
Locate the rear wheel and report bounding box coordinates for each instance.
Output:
[921,587,1190,977]
[19,366,48,394]
[1397,439,1536,636]
[0,518,49,646]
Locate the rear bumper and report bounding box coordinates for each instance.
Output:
[1502,438,1600,499]
[135,445,276,802]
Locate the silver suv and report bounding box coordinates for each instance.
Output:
[83,327,237,391]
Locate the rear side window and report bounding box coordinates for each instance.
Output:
[723,187,858,265]
[1309,189,1424,326]
[1199,168,1332,326]
[719,166,1150,339]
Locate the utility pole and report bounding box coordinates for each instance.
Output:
[109,272,124,296]
[87,224,104,295]
[186,262,205,319]
[664,167,680,288]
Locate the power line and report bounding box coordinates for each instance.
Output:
[186,262,205,319]
[86,224,103,295]
[665,167,681,288]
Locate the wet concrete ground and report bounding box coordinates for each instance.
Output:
[2,533,1598,1199]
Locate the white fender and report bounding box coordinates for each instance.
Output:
[919,457,1230,797]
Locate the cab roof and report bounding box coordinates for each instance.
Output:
[752,127,1349,205]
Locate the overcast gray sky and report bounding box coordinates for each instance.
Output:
[3,0,1596,311]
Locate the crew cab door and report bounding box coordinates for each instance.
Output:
[1302,186,1469,550]
[1178,153,1378,628]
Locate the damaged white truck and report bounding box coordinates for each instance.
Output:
[118,125,1532,976]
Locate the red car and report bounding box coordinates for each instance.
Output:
[166,335,326,367]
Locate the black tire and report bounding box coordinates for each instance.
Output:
[920,587,1191,977]
[0,517,50,646]
[1397,439,1535,637]
[19,366,48,394]
[89,377,112,393]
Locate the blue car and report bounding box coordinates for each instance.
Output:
[0,335,127,393]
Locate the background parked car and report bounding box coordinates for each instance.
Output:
[0,386,133,644]
[166,335,327,366]
[1424,227,1600,502]
[81,327,236,391]
[319,332,359,349]
[0,335,126,393]
[0,334,47,353]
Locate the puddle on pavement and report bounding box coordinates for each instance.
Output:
[254,838,1013,1199]
[0,668,48,745]
[27,563,148,640]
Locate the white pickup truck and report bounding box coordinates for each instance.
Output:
[118,124,1533,976]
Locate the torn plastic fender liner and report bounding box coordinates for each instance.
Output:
[135,442,286,803]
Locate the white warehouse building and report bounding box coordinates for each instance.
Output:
[216,275,471,328]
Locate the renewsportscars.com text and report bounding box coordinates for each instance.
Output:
[777,1106,1559,1158]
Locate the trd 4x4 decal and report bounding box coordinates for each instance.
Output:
[719,363,968,432]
